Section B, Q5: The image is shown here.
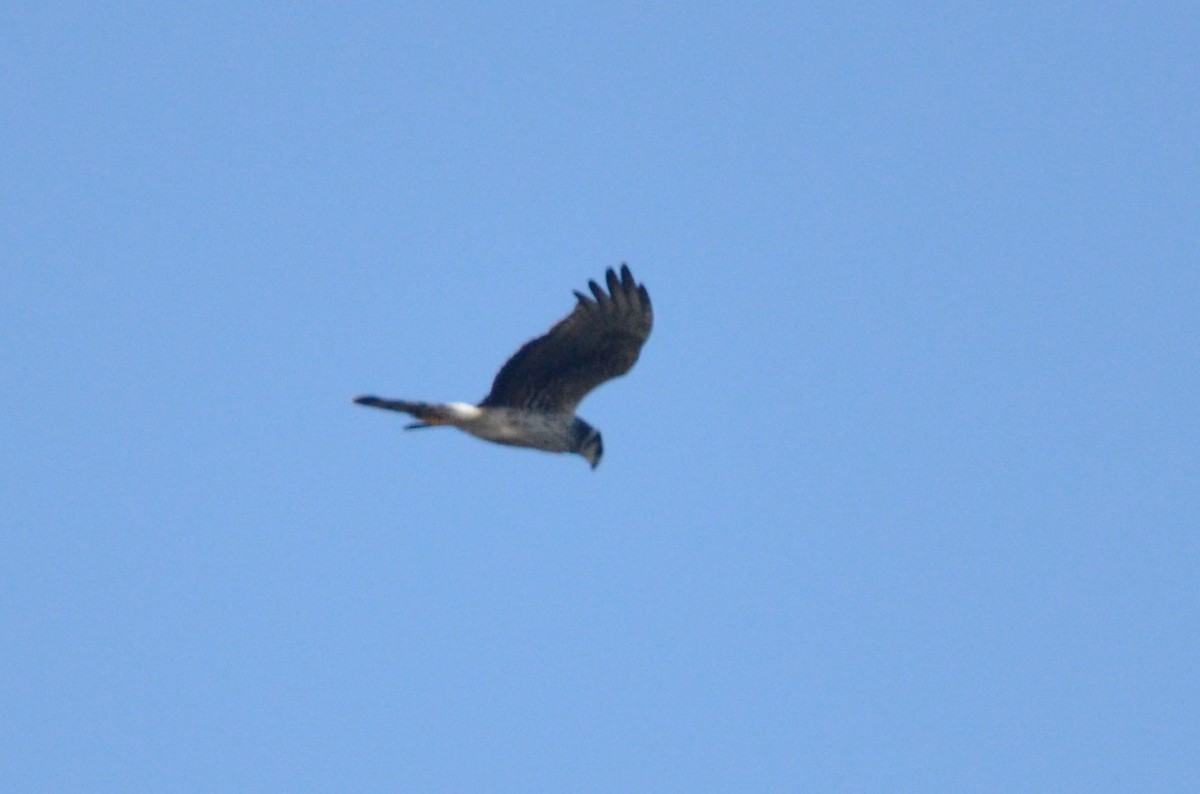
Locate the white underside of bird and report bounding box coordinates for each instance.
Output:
[431,403,580,452]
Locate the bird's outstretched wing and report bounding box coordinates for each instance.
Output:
[480,265,652,413]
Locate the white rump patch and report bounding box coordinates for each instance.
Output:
[446,402,484,420]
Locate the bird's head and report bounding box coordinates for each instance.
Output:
[573,420,603,470]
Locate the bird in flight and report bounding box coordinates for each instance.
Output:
[354,264,652,469]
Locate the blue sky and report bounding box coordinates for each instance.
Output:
[3,3,1197,791]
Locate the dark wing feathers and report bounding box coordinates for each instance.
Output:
[480,264,652,412]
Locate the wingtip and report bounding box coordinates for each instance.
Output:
[619,263,634,286]
[606,267,621,295]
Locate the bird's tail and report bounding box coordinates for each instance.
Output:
[352,396,456,429]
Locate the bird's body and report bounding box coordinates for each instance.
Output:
[353,398,589,453]
[354,265,651,468]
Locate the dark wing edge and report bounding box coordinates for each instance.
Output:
[479,264,653,412]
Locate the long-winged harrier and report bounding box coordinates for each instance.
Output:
[354,264,652,469]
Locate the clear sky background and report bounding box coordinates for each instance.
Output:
[3,3,1197,791]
